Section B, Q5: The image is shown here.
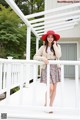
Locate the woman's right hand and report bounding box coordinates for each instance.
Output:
[43,58,49,64]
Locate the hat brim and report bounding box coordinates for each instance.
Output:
[41,33,60,41]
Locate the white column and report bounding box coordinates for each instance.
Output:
[32,64,37,105]
[75,65,79,112]
[36,37,39,52]
[26,27,31,86]
[36,37,39,81]
[61,65,64,107]
[26,26,31,60]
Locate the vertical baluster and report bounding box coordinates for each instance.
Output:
[32,64,37,105]
[61,65,64,107]
[75,65,79,112]
[19,63,24,104]
[3,63,6,89]
[6,63,11,103]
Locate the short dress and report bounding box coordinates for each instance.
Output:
[40,64,61,84]
[40,46,61,84]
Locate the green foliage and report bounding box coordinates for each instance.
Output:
[0,0,9,8]
[30,33,43,59]
[0,4,26,58]
[15,0,44,14]
[10,86,20,95]
[0,0,44,59]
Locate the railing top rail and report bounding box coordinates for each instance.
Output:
[0,59,80,65]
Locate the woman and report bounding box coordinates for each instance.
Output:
[33,30,61,113]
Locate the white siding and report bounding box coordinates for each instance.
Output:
[45,0,80,38]
[59,38,80,78]
[45,0,69,10]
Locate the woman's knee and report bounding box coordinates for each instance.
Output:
[53,84,57,91]
[50,84,54,92]
[50,83,57,92]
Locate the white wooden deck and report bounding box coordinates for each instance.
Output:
[0,79,80,120]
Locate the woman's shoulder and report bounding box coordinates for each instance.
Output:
[39,45,46,49]
[57,44,61,48]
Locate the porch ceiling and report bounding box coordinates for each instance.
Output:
[5,0,80,39]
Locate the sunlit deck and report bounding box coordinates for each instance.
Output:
[0,78,80,120]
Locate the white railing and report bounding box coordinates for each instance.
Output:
[0,59,41,103]
[46,60,80,112]
[0,59,80,113]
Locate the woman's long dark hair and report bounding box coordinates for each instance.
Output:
[45,35,57,56]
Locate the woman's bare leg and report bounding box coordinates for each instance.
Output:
[49,83,57,107]
[44,84,56,106]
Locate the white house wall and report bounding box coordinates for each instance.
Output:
[45,0,76,9]
[45,0,80,38]
[59,38,80,78]
[58,26,80,38]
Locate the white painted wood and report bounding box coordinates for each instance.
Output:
[5,0,80,39]
[32,15,80,27]
[46,64,50,106]
[61,65,64,107]
[6,63,11,104]
[38,26,74,36]
[29,10,80,24]
[0,59,80,65]
[3,64,6,89]
[0,59,80,114]
[19,64,24,104]
[37,23,76,33]
[36,37,39,52]
[5,0,39,37]
[54,26,74,32]
[0,79,80,120]
[26,27,31,60]
[75,65,79,111]
[60,43,77,78]
[32,64,37,105]
[34,19,79,31]
[25,3,80,18]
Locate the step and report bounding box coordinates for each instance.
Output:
[0,105,80,120]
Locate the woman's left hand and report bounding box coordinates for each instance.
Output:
[54,41,57,44]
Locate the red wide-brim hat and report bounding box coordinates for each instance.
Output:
[41,30,60,41]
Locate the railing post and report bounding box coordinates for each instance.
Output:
[75,65,79,112]
[19,63,24,104]
[26,27,31,86]
[46,64,50,107]
[36,37,39,52]
[61,65,64,107]
[7,56,13,60]
[36,37,39,79]
[26,26,31,60]
[32,64,37,105]
[3,63,7,89]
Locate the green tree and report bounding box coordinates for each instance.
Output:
[0,0,44,59]
[30,33,43,59]
[0,0,9,8]
[15,0,44,15]
[0,4,26,58]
